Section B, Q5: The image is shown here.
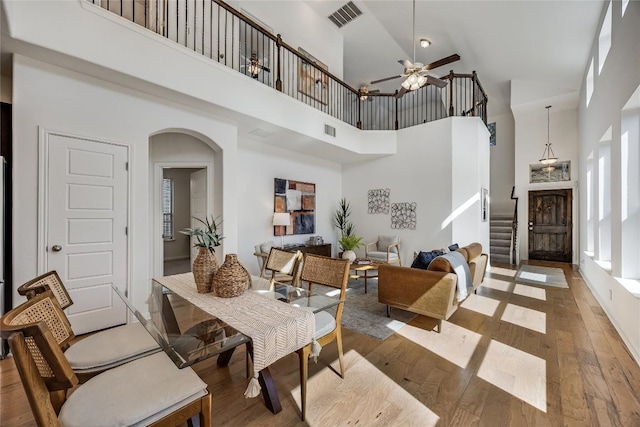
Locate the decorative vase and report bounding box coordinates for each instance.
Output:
[212,254,251,298]
[341,250,356,262]
[192,247,219,293]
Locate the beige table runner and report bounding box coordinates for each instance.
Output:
[154,273,315,398]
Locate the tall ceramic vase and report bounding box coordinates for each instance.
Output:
[192,247,219,293]
[212,254,251,298]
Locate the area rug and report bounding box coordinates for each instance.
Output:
[312,278,416,341]
[515,264,568,288]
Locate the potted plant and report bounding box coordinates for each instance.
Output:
[333,198,354,238]
[180,216,224,293]
[338,234,363,262]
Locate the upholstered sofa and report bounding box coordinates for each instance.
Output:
[378,242,488,332]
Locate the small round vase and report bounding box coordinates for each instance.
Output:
[341,250,356,262]
[192,247,219,293]
[212,254,251,298]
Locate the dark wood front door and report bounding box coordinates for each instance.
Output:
[528,189,572,263]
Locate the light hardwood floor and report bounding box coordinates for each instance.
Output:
[2,261,640,426]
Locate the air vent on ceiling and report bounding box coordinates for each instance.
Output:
[328,1,362,28]
[324,124,336,137]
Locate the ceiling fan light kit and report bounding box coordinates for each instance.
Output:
[420,38,431,48]
[539,105,558,165]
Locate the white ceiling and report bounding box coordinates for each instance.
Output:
[305,0,604,117]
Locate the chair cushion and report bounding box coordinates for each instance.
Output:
[260,241,275,253]
[368,251,399,262]
[64,322,159,371]
[314,311,336,339]
[58,352,208,427]
[377,235,399,253]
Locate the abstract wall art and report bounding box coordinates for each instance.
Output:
[391,202,417,229]
[368,188,390,214]
[274,178,316,236]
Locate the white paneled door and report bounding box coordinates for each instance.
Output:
[47,134,128,334]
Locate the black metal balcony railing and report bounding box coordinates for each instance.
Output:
[89,0,488,130]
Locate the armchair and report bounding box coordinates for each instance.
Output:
[365,235,402,266]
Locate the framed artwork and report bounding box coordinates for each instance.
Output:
[391,202,417,229]
[368,188,390,214]
[481,188,489,222]
[488,122,496,146]
[298,47,329,105]
[529,161,571,183]
[274,178,316,236]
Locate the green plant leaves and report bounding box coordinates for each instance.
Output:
[180,215,224,253]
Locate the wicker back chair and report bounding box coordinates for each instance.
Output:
[1,291,212,427]
[264,247,303,288]
[15,271,160,382]
[17,270,73,310]
[296,254,350,421]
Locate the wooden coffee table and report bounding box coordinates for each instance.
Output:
[350,261,380,293]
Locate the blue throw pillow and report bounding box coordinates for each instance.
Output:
[448,243,459,251]
[411,250,444,270]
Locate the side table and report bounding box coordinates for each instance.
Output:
[350,262,380,293]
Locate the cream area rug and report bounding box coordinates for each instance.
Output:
[515,264,568,288]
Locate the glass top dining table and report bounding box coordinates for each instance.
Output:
[112,275,340,414]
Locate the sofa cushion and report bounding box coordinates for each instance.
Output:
[464,242,483,260]
[411,250,443,270]
[428,255,455,273]
[377,235,399,253]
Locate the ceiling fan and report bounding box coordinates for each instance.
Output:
[240,53,270,79]
[358,85,380,102]
[370,0,460,98]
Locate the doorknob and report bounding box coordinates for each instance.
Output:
[51,245,62,252]
[528,222,533,226]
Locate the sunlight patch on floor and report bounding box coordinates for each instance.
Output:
[487,266,517,277]
[477,340,547,412]
[460,293,501,317]
[500,303,546,334]
[481,277,513,292]
[396,321,481,369]
[291,349,440,426]
[513,284,547,301]
[518,271,549,283]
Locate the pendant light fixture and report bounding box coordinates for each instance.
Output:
[539,105,557,168]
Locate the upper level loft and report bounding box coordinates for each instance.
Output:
[86,0,488,131]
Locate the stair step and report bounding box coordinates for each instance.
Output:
[490,215,513,221]
[490,233,512,240]
[490,226,512,233]
[490,246,510,255]
[490,219,512,225]
[490,239,511,247]
[490,253,511,264]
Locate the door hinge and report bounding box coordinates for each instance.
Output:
[125,162,129,171]
[125,226,128,236]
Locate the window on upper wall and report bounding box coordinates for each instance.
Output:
[162,178,174,241]
[621,85,640,279]
[598,1,612,74]
[586,151,595,255]
[622,0,629,16]
[598,127,612,264]
[586,58,595,107]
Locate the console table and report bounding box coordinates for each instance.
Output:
[283,243,331,257]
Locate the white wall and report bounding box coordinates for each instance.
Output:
[488,111,516,216]
[512,80,580,263]
[237,137,342,276]
[12,55,238,310]
[162,168,196,261]
[342,117,490,264]
[578,0,640,364]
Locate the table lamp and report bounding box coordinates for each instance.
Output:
[272,212,291,247]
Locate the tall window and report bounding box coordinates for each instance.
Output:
[162,178,174,241]
[622,0,629,16]
[621,86,640,278]
[586,58,594,107]
[598,1,612,74]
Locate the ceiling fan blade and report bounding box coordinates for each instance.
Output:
[426,75,448,88]
[398,59,413,69]
[369,89,381,94]
[371,75,402,84]
[395,87,408,98]
[423,54,461,71]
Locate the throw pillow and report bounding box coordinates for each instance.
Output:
[260,241,275,253]
[448,243,459,251]
[377,235,399,253]
[411,250,443,270]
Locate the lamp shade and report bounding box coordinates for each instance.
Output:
[272,212,291,226]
